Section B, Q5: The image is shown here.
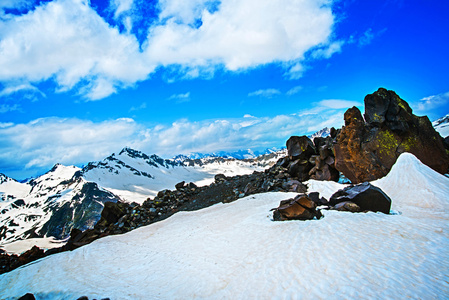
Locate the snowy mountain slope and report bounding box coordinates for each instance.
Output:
[2,153,448,299]
[1,148,285,252]
[433,113,449,138]
[0,164,119,249]
[82,147,284,203]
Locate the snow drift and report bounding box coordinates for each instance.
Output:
[1,153,448,299]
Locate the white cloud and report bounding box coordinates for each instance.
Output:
[1,99,352,178]
[0,103,21,113]
[358,28,387,47]
[416,91,449,113]
[0,122,14,128]
[0,83,46,100]
[110,0,134,19]
[0,0,340,100]
[129,102,147,112]
[0,0,153,100]
[0,0,33,10]
[286,85,303,96]
[310,41,343,59]
[248,89,281,99]
[146,0,338,75]
[0,117,142,177]
[168,92,191,103]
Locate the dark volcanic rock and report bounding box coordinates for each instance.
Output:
[329,182,391,214]
[332,201,362,212]
[284,135,317,181]
[18,294,36,300]
[286,136,316,160]
[334,88,449,183]
[0,246,45,275]
[97,201,131,227]
[272,195,322,221]
[287,159,312,182]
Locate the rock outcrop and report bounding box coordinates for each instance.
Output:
[334,88,449,183]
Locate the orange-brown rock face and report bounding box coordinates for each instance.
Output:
[334,88,449,183]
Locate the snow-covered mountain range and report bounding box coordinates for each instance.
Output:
[0,147,286,252]
[82,147,286,203]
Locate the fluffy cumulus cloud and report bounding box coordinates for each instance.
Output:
[0,0,153,100]
[1,101,350,179]
[0,0,339,100]
[147,0,337,73]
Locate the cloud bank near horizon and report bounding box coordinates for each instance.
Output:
[0,100,354,179]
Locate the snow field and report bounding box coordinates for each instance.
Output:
[1,153,448,299]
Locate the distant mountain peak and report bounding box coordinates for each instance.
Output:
[433,114,449,126]
[433,113,449,138]
[308,127,330,140]
[0,173,16,185]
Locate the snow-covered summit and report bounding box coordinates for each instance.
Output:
[1,147,287,252]
[28,164,80,191]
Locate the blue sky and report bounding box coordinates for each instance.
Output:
[1,0,449,179]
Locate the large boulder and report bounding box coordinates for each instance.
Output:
[329,182,391,214]
[272,195,322,221]
[334,88,449,183]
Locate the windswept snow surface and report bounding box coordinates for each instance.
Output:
[1,153,449,299]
